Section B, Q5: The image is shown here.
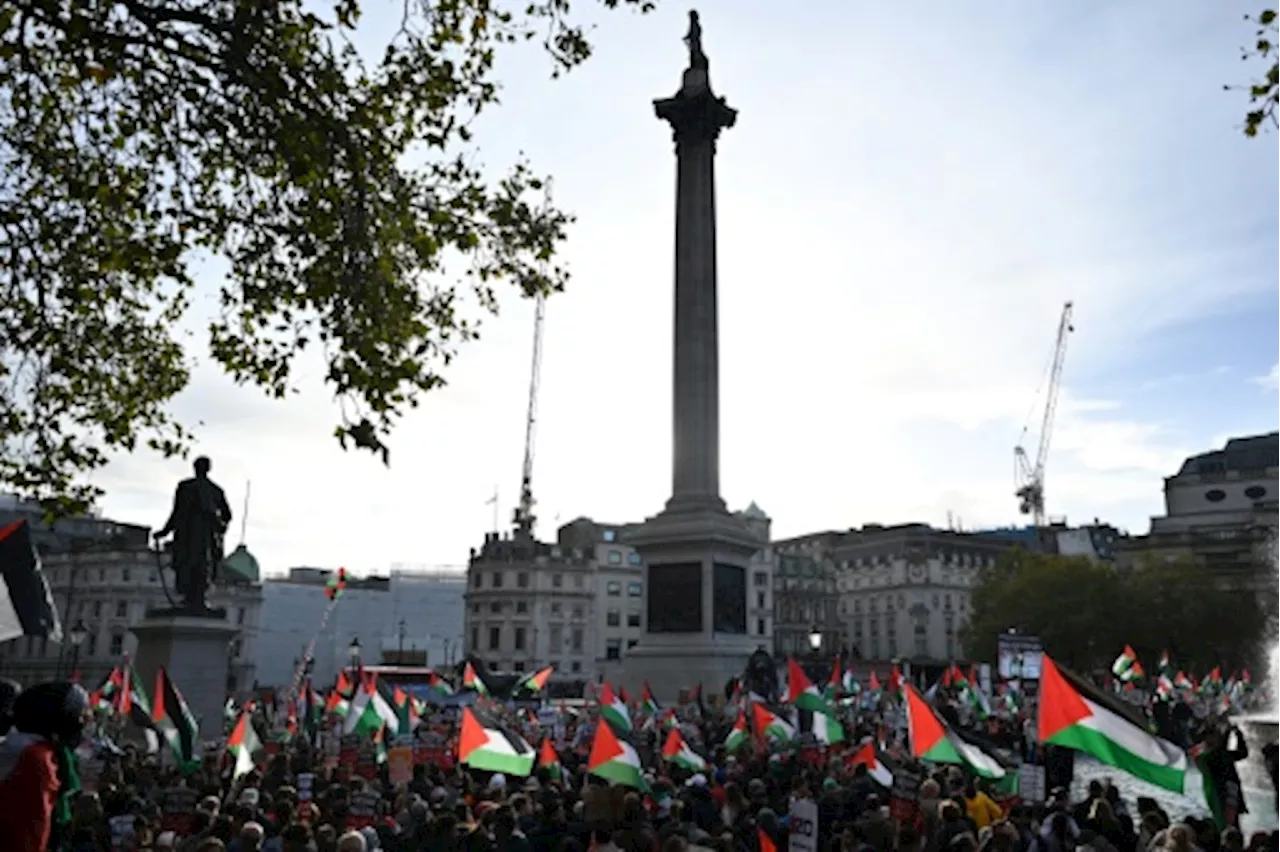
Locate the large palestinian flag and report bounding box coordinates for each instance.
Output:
[904,684,1006,778]
[458,707,535,776]
[661,727,707,772]
[0,519,62,644]
[227,711,264,782]
[343,673,399,738]
[152,667,200,772]
[1038,654,1186,793]
[587,720,647,790]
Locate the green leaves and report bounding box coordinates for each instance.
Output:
[1235,7,1279,137]
[0,0,658,512]
[962,551,1266,673]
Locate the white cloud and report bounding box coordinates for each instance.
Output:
[94,1,1277,576]
[1253,364,1280,390]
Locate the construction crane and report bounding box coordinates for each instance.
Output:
[512,187,554,539]
[512,289,546,539]
[1014,301,1075,528]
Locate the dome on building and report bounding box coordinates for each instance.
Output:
[222,544,260,584]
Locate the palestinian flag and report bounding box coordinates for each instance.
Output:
[641,682,660,716]
[801,708,845,745]
[751,702,796,746]
[538,738,562,781]
[786,658,836,715]
[0,519,62,644]
[428,671,455,697]
[759,828,778,852]
[1157,650,1172,673]
[598,683,632,733]
[393,687,420,734]
[823,658,843,701]
[326,689,350,718]
[522,666,554,693]
[373,723,389,765]
[1111,645,1139,680]
[458,707,535,776]
[587,720,647,790]
[343,674,399,738]
[1038,654,1186,793]
[334,669,356,699]
[152,667,200,772]
[849,741,894,788]
[904,684,1005,779]
[324,568,347,600]
[462,662,488,695]
[226,711,264,782]
[113,663,158,732]
[661,727,707,772]
[724,710,749,752]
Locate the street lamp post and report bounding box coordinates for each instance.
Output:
[67,620,88,680]
[348,636,362,680]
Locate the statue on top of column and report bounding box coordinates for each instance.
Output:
[684,10,708,71]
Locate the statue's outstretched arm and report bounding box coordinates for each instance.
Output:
[156,485,181,537]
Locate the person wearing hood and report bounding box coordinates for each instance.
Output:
[0,681,91,851]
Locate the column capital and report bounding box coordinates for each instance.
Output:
[654,83,737,146]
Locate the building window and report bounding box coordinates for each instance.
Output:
[121,568,130,583]
[606,581,622,597]
[109,633,124,656]
[517,572,529,588]
[571,606,584,620]
[607,551,622,565]
[552,573,563,588]
[944,594,952,611]
[606,639,622,660]
[488,627,501,650]
[757,618,766,635]
[627,610,641,628]
[471,627,480,650]
[627,639,639,649]
[492,572,503,588]
[236,608,246,625]
[516,601,528,614]
[473,573,482,588]
[513,661,526,672]
[628,552,642,566]
[514,627,526,651]
[230,639,242,659]
[627,581,642,597]
[549,625,562,650]
[756,591,766,609]
[86,632,98,657]
[490,602,501,614]
[571,661,582,673]
[606,609,621,627]
[603,529,616,543]
[754,572,767,586]
[571,628,584,652]
[572,574,584,589]
[550,603,561,615]
[115,601,128,619]
[549,660,560,671]
[471,603,480,614]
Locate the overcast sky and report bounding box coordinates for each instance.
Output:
[96,0,1279,577]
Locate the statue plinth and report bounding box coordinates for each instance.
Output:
[131,612,239,743]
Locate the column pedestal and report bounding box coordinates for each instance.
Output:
[619,508,762,703]
[131,610,237,744]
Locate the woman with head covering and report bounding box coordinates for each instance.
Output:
[0,681,90,851]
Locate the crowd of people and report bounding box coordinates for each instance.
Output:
[0,674,1275,852]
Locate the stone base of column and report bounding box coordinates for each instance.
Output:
[617,505,764,704]
[131,612,238,744]
[614,633,759,705]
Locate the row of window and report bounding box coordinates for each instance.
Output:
[605,581,642,597]
[472,570,588,591]
[470,601,587,619]
[470,624,587,654]
[67,599,249,625]
[44,565,155,586]
[842,592,966,615]
[4,631,247,663]
[605,609,642,628]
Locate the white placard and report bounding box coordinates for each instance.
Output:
[788,798,818,852]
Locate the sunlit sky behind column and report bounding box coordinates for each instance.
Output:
[97,0,1279,577]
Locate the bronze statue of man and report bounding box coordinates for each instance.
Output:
[154,457,232,613]
[684,10,708,70]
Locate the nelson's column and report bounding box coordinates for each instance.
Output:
[621,11,761,701]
